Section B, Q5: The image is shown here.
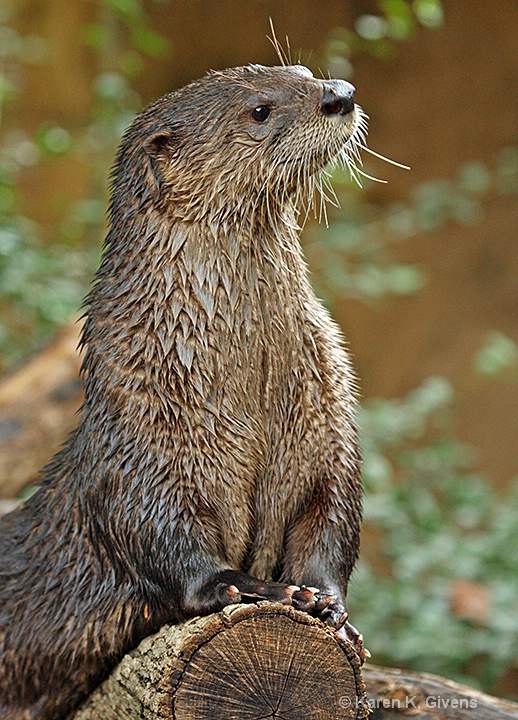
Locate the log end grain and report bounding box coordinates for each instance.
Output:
[171,603,367,720]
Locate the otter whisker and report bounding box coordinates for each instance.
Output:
[353,117,369,155]
[285,34,293,65]
[315,164,336,225]
[267,19,289,67]
[299,167,315,228]
[358,143,411,170]
[340,155,364,188]
[345,140,363,167]
[330,108,408,187]
[316,67,328,81]
[314,175,327,225]
[320,193,329,227]
[353,166,389,184]
[320,171,341,208]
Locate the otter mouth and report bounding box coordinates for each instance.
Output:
[322,102,366,169]
[318,79,361,164]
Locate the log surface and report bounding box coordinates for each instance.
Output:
[70,602,368,720]
[362,664,518,719]
[69,602,518,720]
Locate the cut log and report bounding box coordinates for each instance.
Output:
[69,602,518,720]
[70,602,368,720]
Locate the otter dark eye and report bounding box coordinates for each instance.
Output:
[251,105,271,122]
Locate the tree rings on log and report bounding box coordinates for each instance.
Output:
[172,603,367,719]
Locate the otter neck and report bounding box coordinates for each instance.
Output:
[81,197,307,404]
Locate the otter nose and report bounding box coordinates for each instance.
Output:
[321,80,356,116]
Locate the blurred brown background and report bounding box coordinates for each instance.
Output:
[3,0,516,485]
[0,0,517,698]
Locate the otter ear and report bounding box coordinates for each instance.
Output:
[143,130,175,190]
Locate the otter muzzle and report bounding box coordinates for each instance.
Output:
[321,80,356,116]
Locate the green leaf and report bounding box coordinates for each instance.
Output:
[81,23,111,50]
[131,26,170,59]
[413,0,444,28]
[36,125,73,155]
[474,332,518,376]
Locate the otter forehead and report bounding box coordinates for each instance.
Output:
[211,63,314,79]
[206,64,319,95]
[197,64,357,123]
[285,64,314,79]
[237,63,314,80]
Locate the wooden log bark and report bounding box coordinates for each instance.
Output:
[362,665,518,719]
[69,602,518,720]
[70,603,368,720]
[0,320,83,499]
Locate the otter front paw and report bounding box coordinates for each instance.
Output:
[291,586,369,665]
[291,587,347,629]
[314,592,349,630]
[193,570,300,615]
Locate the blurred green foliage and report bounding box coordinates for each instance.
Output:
[0,0,517,697]
[0,0,169,369]
[474,331,518,378]
[325,0,444,77]
[350,378,518,691]
[304,149,517,303]
[0,113,97,363]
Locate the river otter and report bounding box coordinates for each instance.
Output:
[0,63,366,719]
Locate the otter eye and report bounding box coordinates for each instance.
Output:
[251,105,271,122]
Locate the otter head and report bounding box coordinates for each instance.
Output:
[115,64,366,223]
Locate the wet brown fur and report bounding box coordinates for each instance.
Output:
[0,64,363,719]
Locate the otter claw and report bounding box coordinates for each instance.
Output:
[324,610,348,632]
[286,585,301,595]
[314,593,339,613]
[224,584,243,604]
[227,585,240,598]
[342,621,370,665]
[292,585,320,611]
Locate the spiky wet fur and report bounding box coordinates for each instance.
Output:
[0,64,364,719]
